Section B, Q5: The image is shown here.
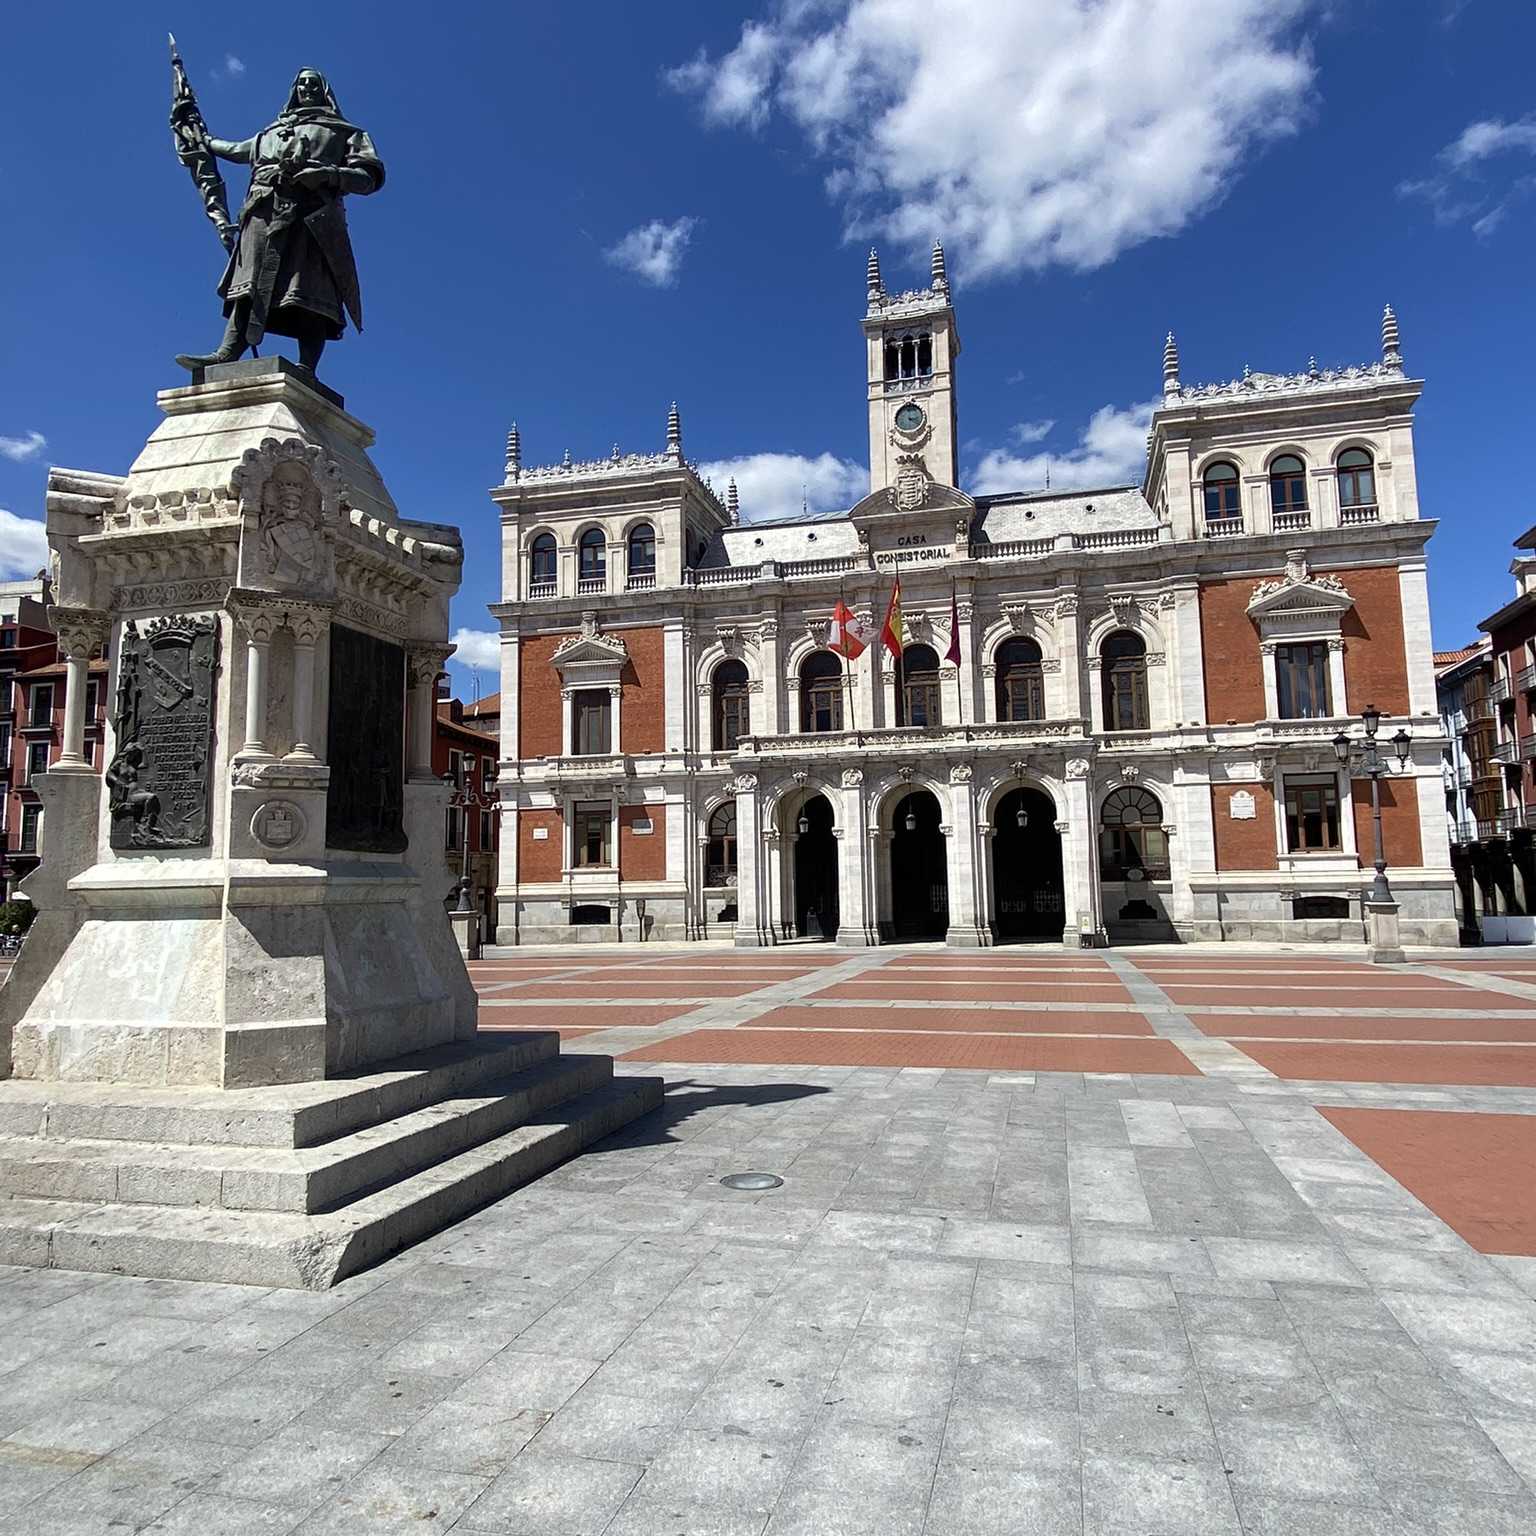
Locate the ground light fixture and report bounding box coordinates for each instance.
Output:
[719,1172,784,1191]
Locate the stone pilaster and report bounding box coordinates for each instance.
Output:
[48,606,110,773]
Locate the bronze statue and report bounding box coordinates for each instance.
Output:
[169,50,384,376]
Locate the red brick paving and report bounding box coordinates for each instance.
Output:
[476,1003,693,1028]
[619,1027,1201,1073]
[1191,1014,1536,1043]
[814,981,1133,1004]
[1229,1040,1536,1087]
[509,981,765,999]
[1163,986,1536,1010]
[478,1023,608,1040]
[746,1006,1157,1036]
[881,956,1112,971]
[1321,1107,1536,1256]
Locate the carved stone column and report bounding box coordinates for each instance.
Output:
[732,773,772,946]
[836,767,878,946]
[49,607,109,772]
[284,604,328,764]
[406,643,453,780]
[945,764,990,946]
[1062,758,1106,946]
[232,601,280,761]
[1055,594,1083,723]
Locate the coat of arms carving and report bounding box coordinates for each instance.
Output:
[888,455,931,513]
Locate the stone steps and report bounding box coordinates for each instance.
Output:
[0,1075,663,1289]
[0,1054,614,1215]
[0,1034,559,1149]
[0,1030,664,1289]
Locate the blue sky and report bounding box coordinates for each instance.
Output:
[2,1,1533,697]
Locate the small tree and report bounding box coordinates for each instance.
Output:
[0,900,36,937]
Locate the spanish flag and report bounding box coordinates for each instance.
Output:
[880,578,906,658]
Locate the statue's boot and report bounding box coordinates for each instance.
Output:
[175,313,247,372]
[298,333,325,373]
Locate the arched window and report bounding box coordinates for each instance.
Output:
[1337,448,1376,510]
[712,660,750,752]
[898,644,941,728]
[706,802,737,888]
[800,651,844,733]
[1202,461,1241,528]
[528,532,556,591]
[626,522,656,580]
[995,637,1045,722]
[1099,787,1169,880]
[1101,630,1149,732]
[577,528,606,585]
[1269,455,1307,517]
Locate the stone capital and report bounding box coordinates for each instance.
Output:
[406,640,455,688]
[48,605,110,660]
[228,591,285,643]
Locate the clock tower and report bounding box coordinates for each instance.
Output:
[862,241,961,499]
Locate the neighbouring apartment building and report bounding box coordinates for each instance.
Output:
[434,695,500,934]
[0,577,110,900]
[487,249,1454,948]
[1439,527,1536,944]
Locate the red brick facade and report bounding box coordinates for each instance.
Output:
[1210,783,1279,870]
[619,803,666,879]
[518,808,563,883]
[1198,579,1268,723]
[1351,777,1422,868]
[620,627,665,754]
[518,634,565,759]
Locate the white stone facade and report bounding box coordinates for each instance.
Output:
[489,267,1456,948]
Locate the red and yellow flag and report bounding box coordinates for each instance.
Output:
[830,598,870,659]
[880,578,906,658]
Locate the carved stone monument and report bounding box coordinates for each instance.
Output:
[0,358,659,1287]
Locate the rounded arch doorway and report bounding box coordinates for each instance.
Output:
[792,793,839,940]
[890,790,949,940]
[992,787,1064,941]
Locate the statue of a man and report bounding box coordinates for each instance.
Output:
[175,68,384,376]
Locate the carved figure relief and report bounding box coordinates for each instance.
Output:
[108,614,219,849]
[232,436,343,598]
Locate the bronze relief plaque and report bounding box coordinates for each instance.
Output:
[107,614,219,849]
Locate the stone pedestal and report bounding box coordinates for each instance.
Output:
[1365,898,1407,964]
[450,909,483,960]
[0,360,661,1287]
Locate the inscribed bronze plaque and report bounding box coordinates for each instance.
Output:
[325,623,406,853]
[107,614,218,849]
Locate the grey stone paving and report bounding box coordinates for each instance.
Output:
[2,1061,1536,1533]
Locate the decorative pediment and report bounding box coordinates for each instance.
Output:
[1247,550,1354,632]
[552,614,628,687]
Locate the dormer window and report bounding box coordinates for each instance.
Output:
[883,331,934,382]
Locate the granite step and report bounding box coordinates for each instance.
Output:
[0,1052,613,1215]
[0,1074,665,1289]
[0,1033,560,1149]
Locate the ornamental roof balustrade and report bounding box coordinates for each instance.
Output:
[735,718,1086,760]
[1164,358,1408,408]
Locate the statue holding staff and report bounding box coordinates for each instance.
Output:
[169,55,385,376]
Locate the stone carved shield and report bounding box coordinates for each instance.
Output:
[891,457,931,512]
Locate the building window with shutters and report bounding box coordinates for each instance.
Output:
[800,652,844,732]
[573,800,611,867]
[712,660,750,751]
[572,690,611,755]
[1101,631,1149,731]
[1275,642,1332,719]
[995,637,1045,721]
[1284,777,1341,852]
[898,644,941,728]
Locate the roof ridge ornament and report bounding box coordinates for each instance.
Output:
[504,421,520,478]
[1382,303,1403,370]
[866,246,884,305]
[666,401,682,459]
[726,477,739,525]
[1162,331,1181,396]
[930,239,949,297]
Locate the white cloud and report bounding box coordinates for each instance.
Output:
[697,451,867,521]
[220,54,246,79]
[669,0,1319,277]
[450,628,500,673]
[604,217,699,287]
[0,430,46,462]
[1010,419,1055,446]
[1400,114,1536,233]
[0,509,49,579]
[970,401,1155,496]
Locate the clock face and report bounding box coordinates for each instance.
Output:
[894,402,926,432]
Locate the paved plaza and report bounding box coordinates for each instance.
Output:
[4,946,1536,1533]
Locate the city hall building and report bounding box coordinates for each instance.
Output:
[487,249,1454,948]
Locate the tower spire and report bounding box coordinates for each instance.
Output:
[504,420,521,477]
[726,477,739,525]
[666,401,682,458]
[1381,303,1402,369]
[866,247,884,304]
[1161,331,1181,394]
[930,239,949,297]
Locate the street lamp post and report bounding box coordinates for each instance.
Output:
[1332,704,1412,963]
[443,774,494,927]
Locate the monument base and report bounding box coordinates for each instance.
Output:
[0,1032,660,1289]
